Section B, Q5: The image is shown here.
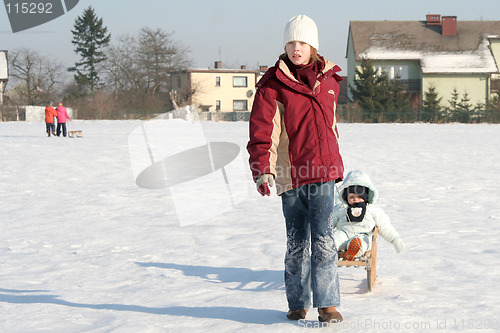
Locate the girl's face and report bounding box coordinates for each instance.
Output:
[347,193,365,205]
[285,41,311,66]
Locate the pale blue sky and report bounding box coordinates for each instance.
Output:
[2,0,499,78]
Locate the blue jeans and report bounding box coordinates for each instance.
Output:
[45,123,55,134]
[57,122,67,137]
[281,181,340,310]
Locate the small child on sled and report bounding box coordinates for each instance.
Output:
[332,170,405,260]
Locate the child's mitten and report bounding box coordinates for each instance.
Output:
[392,237,406,253]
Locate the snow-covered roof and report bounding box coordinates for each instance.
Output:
[360,38,498,74]
[350,20,500,74]
[0,51,8,80]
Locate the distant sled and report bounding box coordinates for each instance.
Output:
[68,130,83,138]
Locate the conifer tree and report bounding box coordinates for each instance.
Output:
[421,85,442,122]
[483,95,500,123]
[69,6,111,94]
[445,88,460,122]
[457,92,473,123]
[388,76,411,122]
[350,58,390,122]
[350,58,412,122]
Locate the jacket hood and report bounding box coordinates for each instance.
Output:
[338,170,378,205]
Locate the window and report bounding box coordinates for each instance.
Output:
[376,65,409,80]
[233,76,247,87]
[215,76,221,87]
[216,100,221,111]
[233,100,248,111]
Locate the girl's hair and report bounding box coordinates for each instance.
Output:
[309,47,323,64]
[281,45,324,65]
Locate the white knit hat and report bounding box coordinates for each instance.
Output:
[283,15,319,50]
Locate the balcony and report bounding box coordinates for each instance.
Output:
[400,79,421,93]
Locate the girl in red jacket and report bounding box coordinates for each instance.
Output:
[247,15,344,324]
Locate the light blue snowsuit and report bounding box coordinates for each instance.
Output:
[333,170,403,255]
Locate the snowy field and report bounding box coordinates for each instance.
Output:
[1,119,500,332]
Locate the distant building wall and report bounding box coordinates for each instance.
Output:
[370,59,422,80]
[191,71,257,112]
[346,32,356,102]
[491,39,500,80]
[1,50,8,105]
[171,67,260,113]
[0,81,5,105]
[422,74,489,106]
[24,106,74,122]
[0,51,7,80]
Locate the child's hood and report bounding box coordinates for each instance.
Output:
[338,170,379,205]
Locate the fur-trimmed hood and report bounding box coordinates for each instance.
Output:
[338,170,378,205]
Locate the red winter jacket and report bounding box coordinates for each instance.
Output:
[44,106,58,123]
[247,55,344,195]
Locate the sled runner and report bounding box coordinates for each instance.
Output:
[68,130,83,138]
[337,226,378,292]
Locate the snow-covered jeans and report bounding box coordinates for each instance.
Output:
[281,181,340,310]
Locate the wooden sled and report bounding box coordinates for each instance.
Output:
[338,227,378,291]
[68,130,83,138]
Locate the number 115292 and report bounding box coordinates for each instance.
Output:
[5,2,53,14]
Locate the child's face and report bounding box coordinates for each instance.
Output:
[347,193,365,205]
[285,41,311,65]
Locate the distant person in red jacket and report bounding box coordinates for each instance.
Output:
[56,102,71,137]
[247,15,344,324]
[44,102,57,137]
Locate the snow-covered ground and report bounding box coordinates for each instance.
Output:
[1,120,499,332]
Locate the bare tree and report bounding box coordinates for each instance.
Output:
[105,27,192,118]
[8,48,64,105]
[135,27,191,96]
[106,34,143,96]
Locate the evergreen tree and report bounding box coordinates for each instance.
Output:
[457,92,473,123]
[483,94,500,123]
[350,58,412,122]
[473,102,485,122]
[350,58,390,122]
[69,6,111,94]
[421,85,442,122]
[388,76,411,122]
[445,88,460,122]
